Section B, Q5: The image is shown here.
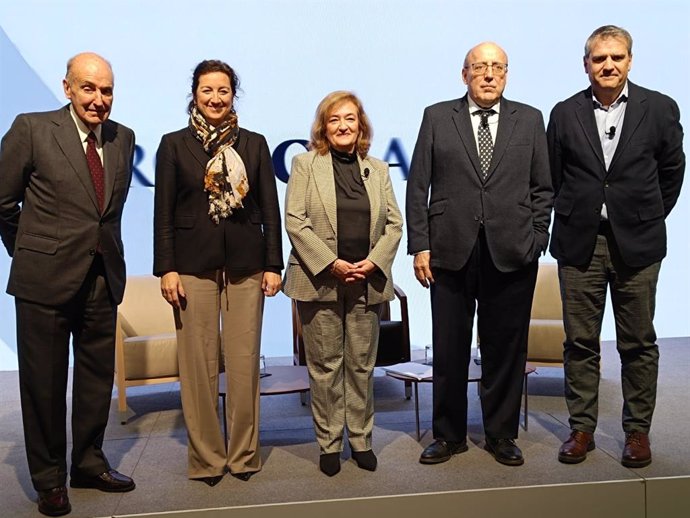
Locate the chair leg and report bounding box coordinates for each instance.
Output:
[300,391,308,406]
[522,372,529,431]
[220,394,228,447]
[404,380,412,400]
[117,385,128,425]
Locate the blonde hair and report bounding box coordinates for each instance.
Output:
[309,91,372,158]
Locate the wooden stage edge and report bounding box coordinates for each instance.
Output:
[109,475,690,518]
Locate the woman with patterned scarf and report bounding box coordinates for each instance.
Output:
[153,60,283,485]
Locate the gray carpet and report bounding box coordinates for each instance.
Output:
[0,338,688,517]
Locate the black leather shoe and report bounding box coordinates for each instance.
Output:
[319,452,341,476]
[484,437,524,466]
[231,472,255,482]
[351,449,377,471]
[37,486,71,517]
[195,475,224,486]
[70,469,135,492]
[419,439,468,464]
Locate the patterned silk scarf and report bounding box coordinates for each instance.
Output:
[189,106,249,224]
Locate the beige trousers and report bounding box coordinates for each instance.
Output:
[175,271,264,478]
[297,282,381,453]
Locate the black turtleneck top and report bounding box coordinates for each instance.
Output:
[331,147,370,263]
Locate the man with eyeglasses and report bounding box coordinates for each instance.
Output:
[548,25,684,468]
[406,42,552,466]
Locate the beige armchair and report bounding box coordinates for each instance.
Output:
[527,262,566,367]
[115,275,179,423]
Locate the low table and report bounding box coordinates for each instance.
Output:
[386,360,536,440]
[218,365,310,443]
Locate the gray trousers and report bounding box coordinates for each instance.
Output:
[559,232,661,434]
[297,282,381,453]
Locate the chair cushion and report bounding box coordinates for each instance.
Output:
[123,333,179,380]
[528,319,565,362]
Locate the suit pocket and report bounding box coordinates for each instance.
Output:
[553,196,574,216]
[638,203,664,221]
[174,215,196,228]
[428,199,447,217]
[16,232,58,255]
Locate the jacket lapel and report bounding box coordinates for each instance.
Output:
[312,152,338,235]
[575,88,606,170]
[359,156,381,243]
[451,96,483,179]
[183,130,211,169]
[609,82,646,172]
[51,106,100,212]
[101,120,121,213]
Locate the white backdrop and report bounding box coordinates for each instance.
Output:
[1,0,688,369]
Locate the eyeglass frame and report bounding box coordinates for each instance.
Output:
[464,62,509,76]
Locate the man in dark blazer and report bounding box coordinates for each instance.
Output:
[0,52,136,516]
[548,25,685,468]
[406,42,552,466]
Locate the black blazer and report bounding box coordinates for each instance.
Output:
[547,82,685,268]
[406,95,553,273]
[0,105,134,305]
[153,126,283,277]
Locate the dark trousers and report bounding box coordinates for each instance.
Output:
[430,231,538,441]
[15,256,115,491]
[559,231,660,434]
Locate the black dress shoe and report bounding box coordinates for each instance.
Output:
[195,475,224,486]
[319,452,341,476]
[38,486,71,517]
[484,437,524,466]
[70,469,135,492]
[419,439,468,464]
[231,472,255,482]
[351,449,377,471]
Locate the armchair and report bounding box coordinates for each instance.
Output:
[115,275,179,423]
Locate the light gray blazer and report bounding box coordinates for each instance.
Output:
[283,150,402,304]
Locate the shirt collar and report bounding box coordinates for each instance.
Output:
[593,82,629,110]
[468,95,501,115]
[68,104,103,145]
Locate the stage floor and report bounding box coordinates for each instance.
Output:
[0,338,688,518]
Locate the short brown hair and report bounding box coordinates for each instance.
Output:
[309,91,372,158]
[584,25,633,57]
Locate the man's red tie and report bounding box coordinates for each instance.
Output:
[86,132,105,212]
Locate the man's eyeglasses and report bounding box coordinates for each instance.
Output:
[466,62,508,77]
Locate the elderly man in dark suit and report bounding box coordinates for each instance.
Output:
[548,25,685,468]
[406,42,552,466]
[0,52,136,516]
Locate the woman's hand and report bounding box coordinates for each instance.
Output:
[160,272,186,308]
[262,272,282,297]
[330,258,360,284]
[350,259,377,281]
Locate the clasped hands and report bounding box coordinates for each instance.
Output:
[330,258,377,284]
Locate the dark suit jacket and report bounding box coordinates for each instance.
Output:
[547,82,685,268]
[406,95,552,272]
[0,105,135,305]
[153,127,283,277]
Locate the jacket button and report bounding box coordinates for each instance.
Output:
[89,248,96,256]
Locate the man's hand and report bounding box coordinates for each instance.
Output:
[160,271,186,308]
[413,252,434,288]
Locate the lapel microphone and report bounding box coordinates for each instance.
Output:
[362,168,370,180]
[606,126,616,140]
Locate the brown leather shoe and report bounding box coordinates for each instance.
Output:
[622,431,651,468]
[37,486,71,516]
[70,469,135,492]
[558,430,595,464]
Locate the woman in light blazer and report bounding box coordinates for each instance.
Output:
[283,91,402,476]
